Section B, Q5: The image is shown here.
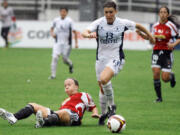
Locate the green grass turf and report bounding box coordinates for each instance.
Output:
[0,48,180,135]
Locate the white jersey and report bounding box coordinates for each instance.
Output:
[0,6,14,27]
[87,17,136,60]
[52,16,75,45]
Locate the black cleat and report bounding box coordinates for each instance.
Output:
[98,105,117,125]
[154,98,163,103]
[107,105,116,118]
[69,65,73,74]
[98,113,108,125]
[170,73,176,88]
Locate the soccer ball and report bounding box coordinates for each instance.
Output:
[107,114,126,133]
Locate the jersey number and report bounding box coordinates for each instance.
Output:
[106,32,113,39]
[152,54,159,64]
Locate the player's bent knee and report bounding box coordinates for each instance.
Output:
[100,77,109,85]
[162,77,169,82]
[101,80,108,85]
[100,68,114,85]
[29,103,38,108]
[28,103,42,113]
[162,73,170,82]
[28,103,40,112]
[57,110,71,126]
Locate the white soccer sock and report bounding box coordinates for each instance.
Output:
[51,57,58,77]
[102,82,114,106]
[99,91,107,114]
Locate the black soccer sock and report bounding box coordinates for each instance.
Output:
[14,104,35,120]
[43,113,60,126]
[154,79,162,99]
[170,72,174,80]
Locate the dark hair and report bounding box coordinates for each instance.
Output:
[103,0,117,10]
[68,78,79,87]
[159,6,180,28]
[60,7,68,12]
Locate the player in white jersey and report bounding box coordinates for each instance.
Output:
[82,0,155,125]
[49,7,78,79]
[0,0,16,48]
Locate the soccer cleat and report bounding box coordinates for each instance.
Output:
[98,105,117,125]
[98,113,108,125]
[107,105,116,118]
[0,108,17,125]
[170,73,176,88]
[48,76,56,80]
[35,110,45,128]
[154,98,163,103]
[69,65,73,74]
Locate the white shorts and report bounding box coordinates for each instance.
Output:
[52,43,71,58]
[95,58,125,81]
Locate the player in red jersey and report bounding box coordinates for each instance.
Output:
[137,6,180,102]
[0,78,99,127]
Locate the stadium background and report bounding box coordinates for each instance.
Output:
[0,0,180,49]
[0,1,180,135]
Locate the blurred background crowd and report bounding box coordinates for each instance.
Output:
[0,0,180,23]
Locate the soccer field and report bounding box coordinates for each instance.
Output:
[0,48,180,135]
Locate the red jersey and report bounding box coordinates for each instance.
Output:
[59,92,96,118]
[152,21,179,50]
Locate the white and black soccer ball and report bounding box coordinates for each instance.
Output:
[107,114,126,133]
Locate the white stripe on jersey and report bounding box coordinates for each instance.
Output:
[87,17,136,60]
[52,16,75,45]
[166,21,178,36]
[81,92,95,111]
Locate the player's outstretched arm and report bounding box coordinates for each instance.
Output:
[136,29,149,40]
[136,23,155,44]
